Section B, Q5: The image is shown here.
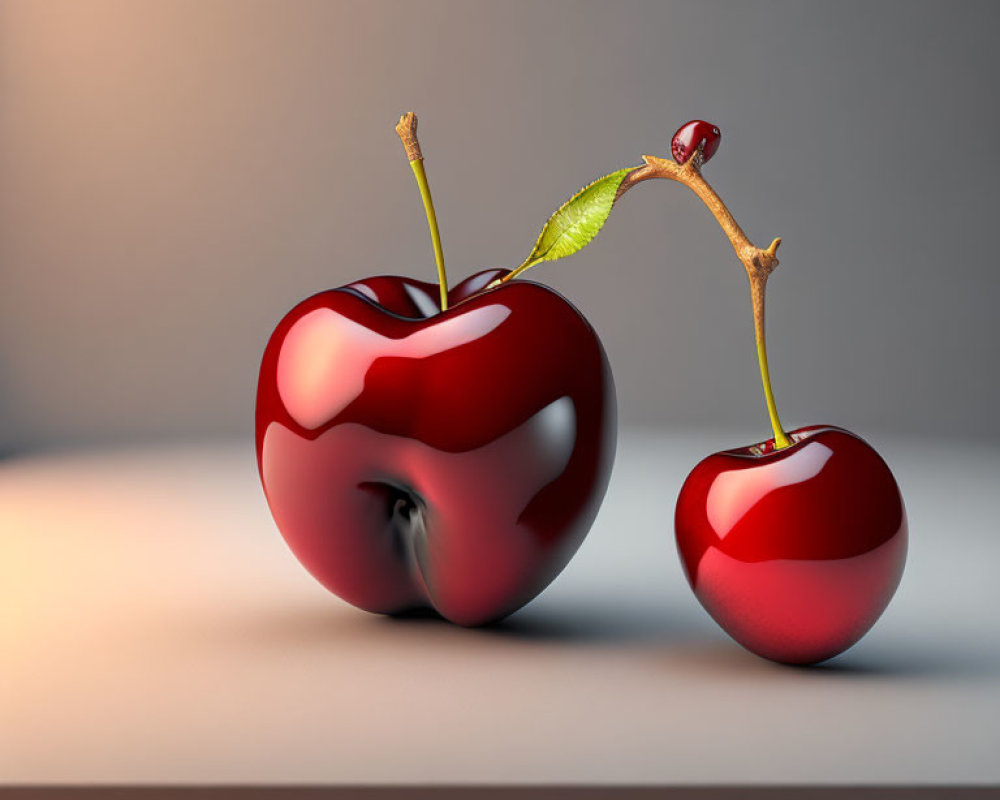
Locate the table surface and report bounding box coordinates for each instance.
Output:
[2,429,999,785]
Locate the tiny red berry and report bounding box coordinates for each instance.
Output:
[671,120,721,165]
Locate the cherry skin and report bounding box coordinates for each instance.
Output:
[674,425,907,665]
[255,269,616,626]
[671,120,722,165]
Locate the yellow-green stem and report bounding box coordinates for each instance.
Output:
[751,276,791,449]
[395,113,448,311]
[409,158,449,311]
[504,258,540,284]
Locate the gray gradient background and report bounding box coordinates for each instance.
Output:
[4,2,1000,784]
[1,0,998,452]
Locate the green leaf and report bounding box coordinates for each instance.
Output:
[517,167,633,274]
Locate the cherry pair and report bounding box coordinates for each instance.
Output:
[255,116,906,665]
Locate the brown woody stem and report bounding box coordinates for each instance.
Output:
[614,147,791,448]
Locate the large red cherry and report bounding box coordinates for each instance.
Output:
[674,425,907,665]
[255,269,616,626]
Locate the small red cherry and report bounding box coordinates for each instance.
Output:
[671,120,721,165]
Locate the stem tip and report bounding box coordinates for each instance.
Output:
[396,112,422,162]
